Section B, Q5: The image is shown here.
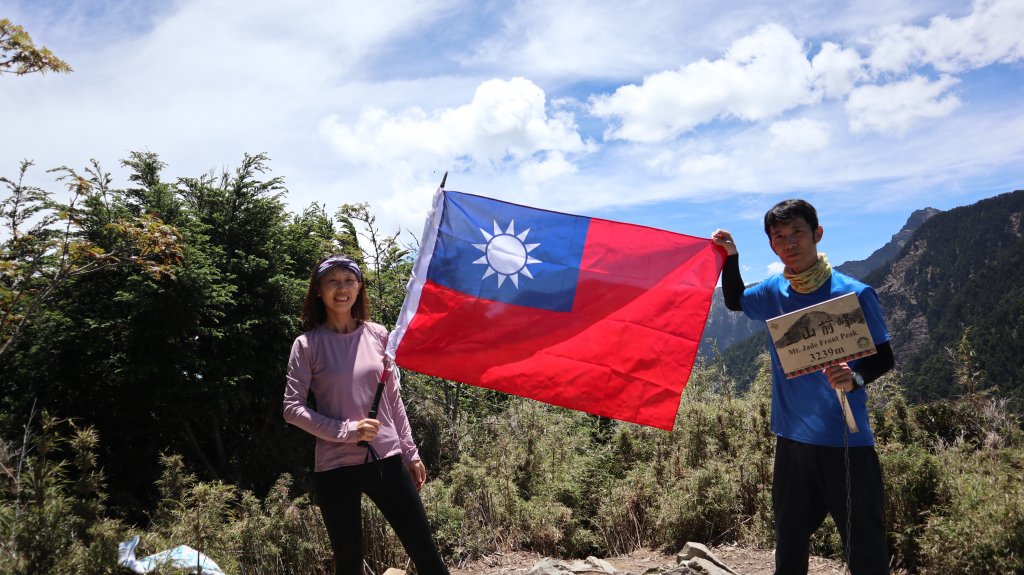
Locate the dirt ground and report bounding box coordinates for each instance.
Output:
[447,545,848,575]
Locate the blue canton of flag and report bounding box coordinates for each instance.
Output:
[427,191,589,312]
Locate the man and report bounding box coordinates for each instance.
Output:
[712,199,894,575]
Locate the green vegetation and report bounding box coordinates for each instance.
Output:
[5,353,1022,574]
[867,190,1024,406]
[3,154,1023,574]
[717,329,767,392]
[0,19,72,76]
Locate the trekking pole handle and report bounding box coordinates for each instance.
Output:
[357,362,390,447]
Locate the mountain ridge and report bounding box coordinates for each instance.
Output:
[870,189,1024,403]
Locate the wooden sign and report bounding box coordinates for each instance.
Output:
[767,292,877,378]
[766,292,876,433]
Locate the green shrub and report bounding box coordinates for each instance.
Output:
[0,412,120,575]
[807,517,843,561]
[421,478,473,561]
[653,460,741,549]
[145,454,239,573]
[912,391,1023,454]
[871,376,916,447]
[227,474,332,575]
[360,498,410,575]
[917,450,1024,574]
[914,401,984,449]
[738,486,774,549]
[7,352,1024,575]
[435,456,523,553]
[593,466,661,554]
[879,444,947,571]
[60,518,131,575]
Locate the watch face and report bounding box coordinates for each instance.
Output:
[853,373,865,387]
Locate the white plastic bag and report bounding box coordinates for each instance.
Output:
[118,535,226,574]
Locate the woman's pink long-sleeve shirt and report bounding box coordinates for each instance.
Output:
[283,322,420,472]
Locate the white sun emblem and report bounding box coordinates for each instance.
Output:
[472,220,542,288]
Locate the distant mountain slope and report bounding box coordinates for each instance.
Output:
[699,288,759,357]
[870,189,1024,403]
[836,208,941,280]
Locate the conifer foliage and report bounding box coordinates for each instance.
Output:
[0,19,71,75]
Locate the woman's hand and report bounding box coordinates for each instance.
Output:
[408,460,427,490]
[356,418,380,443]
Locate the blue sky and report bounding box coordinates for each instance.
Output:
[2,0,1022,279]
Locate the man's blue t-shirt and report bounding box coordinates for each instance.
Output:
[741,271,890,447]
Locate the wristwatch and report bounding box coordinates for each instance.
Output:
[852,371,865,389]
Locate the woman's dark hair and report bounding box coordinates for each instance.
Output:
[300,254,370,331]
[764,199,819,236]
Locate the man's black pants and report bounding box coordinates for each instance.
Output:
[314,455,449,575]
[773,436,890,575]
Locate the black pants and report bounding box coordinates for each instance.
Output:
[314,455,449,575]
[773,437,890,575]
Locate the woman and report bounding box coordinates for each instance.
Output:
[283,255,449,575]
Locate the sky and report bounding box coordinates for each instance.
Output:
[2,0,1023,279]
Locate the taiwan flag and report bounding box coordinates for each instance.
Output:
[387,189,724,430]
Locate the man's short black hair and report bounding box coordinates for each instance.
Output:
[764,199,819,236]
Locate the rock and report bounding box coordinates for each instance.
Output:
[382,569,406,575]
[676,542,736,575]
[528,556,621,574]
[658,565,693,575]
[585,556,618,573]
[527,545,741,575]
[528,558,568,575]
[685,556,732,574]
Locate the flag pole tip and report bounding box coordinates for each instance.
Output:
[439,171,448,189]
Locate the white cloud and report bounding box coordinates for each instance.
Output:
[589,24,821,143]
[319,77,591,170]
[518,151,578,188]
[867,0,1024,74]
[769,118,831,152]
[846,75,961,136]
[767,261,785,275]
[678,154,731,177]
[463,1,966,82]
[584,0,1024,147]
[3,0,1022,279]
[464,0,753,80]
[811,42,865,98]
[0,0,453,188]
[644,137,723,178]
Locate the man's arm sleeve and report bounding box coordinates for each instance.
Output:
[722,254,745,311]
[852,341,894,384]
[851,287,894,384]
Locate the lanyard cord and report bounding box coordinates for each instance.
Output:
[364,443,381,464]
[842,392,853,575]
[360,361,390,467]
